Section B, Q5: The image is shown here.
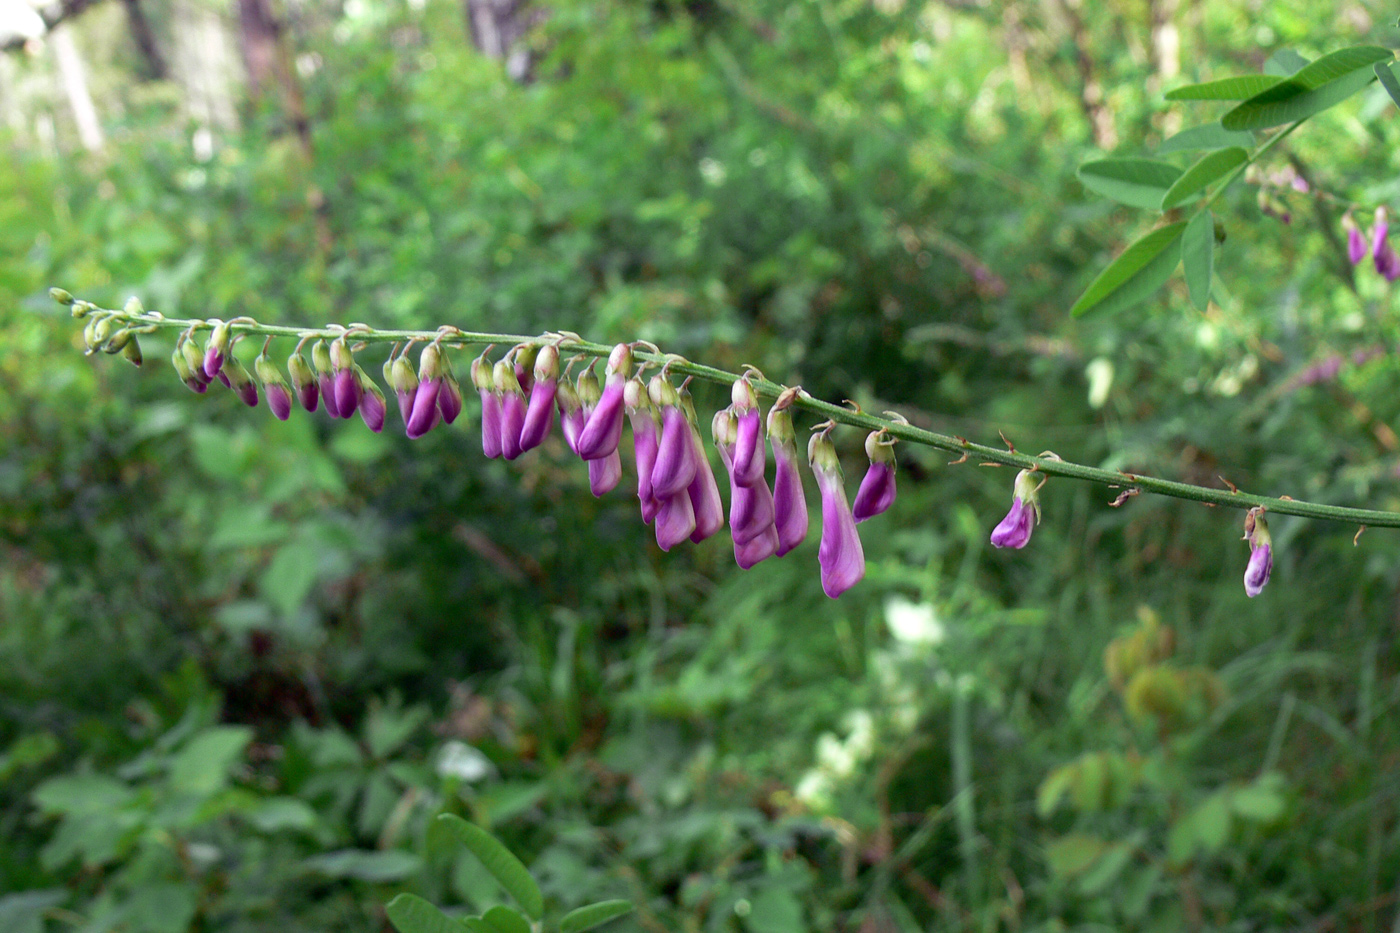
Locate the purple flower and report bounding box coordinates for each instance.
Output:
[557,378,585,455]
[626,378,661,523]
[494,360,527,461]
[313,340,344,418]
[729,377,765,488]
[254,351,293,421]
[809,430,864,598]
[1373,208,1400,281]
[289,350,318,412]
[1243,509,1272,597]
[172,341,210,394]
[439,372,463,425]
[589,451,622,497]
[683,393,725,543]
[222,357,260,408]
[989,469,1042,549]
[851,430,897,523]
[357,368,386,433]
[576,343,632,461]
[519,345,559,452]
[655,489,696,551]
[714,407,774,546]
[387,354,418,424]
[735,526,778,570]
[331,338,360,418]
[203,321,230,378]
[471,355,501,455]
[649,377,698,500]
[1344,214,1366,265]
[768,406,808,557]
[406,344,444,439]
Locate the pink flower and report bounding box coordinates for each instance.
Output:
[625,377,661,523]
[471,355,501,455]
[767,406,808,556]
[313,340,343,418]
[494,360,527,461]
[357,367,386,433]
[851,430,897,523]
[989,469,1042,549]
[289,350,318,412]
[729,377,765,487]
[648,376,698,500]
[330,337,360,418]
[254,351,292,421]
[1243,509,1272,598]
[588,451,622,497]
[809,429,864,598]
[406,345,444,439]
[576,344,632,460]
[518,344,559,452]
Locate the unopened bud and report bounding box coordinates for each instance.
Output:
[123,296,144,315]
[731,376,758,412]
[287,351,318,411]
[222,356,259,407]
[647,373,680,410]
[50,287,74,306]
[181,335,205,377]
[104,328,133,354]
[417,343,443,382]
[533,344,559,383]
[312,339,333,377]
[121,336,143,367]
[575,365,600,408]
[605,343,634,379]
[204,321,231,378]
[89,315,113,349]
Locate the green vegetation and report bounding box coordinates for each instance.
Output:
[4,1,1400,930]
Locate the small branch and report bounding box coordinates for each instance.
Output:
[61,292,1400,530]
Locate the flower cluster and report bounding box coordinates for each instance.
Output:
[170,330,916,598]
[1344,208,1400,282]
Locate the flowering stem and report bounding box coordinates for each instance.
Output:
[63,293,1400,529]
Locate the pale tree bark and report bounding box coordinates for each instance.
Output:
[1148,0,1180,82]
[49,23,103,151]
[464,0,537,83]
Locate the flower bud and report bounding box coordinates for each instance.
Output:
[312,340,343,418]
[123,296,144,315]
[288,350,319,412]
[852,431,897,523]
[103,328,134,354]
[87,315,112,352]
[440,369,464,424]
[729,377,765,487]
[330,337,360,417]
[255,351,293,421]
[650,376,698,500]
[204,321,231,378]
[683,391,724,543]
[495,360,527,461]
[406,344,443,439]
[990,469,1042,549]
[389,354,419,424]
[1373,207,1400,281]
[50,287,74,306]
[356,366,386,433]
[172,343,208,393]
[1343,213,1367,266]
[1243,510,1272,598]
[519,345,559,452]
[575,344,630,461]
[181,336,208,386]
[767,407,807,556]
[514,343,540,394]
[808,430,864,597]
[222,355,259,407]
[120,335,143,367]
[556,376,585,454]
[626,377,661,523]
[471,354,501,455]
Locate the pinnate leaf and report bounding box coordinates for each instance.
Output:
[435,814,544,920]
[1070,222,1187,317]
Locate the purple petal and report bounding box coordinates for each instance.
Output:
[735,525,778,570]
[501,391,526,460]
[687,426,725,543]
[730,476,775,545]
[406,378,441,438]
[561,406,586,455]
[650,407,698,500]
[731,408,765,487]
[1379,240,1400,282]
[238,382,259,407]
[589,450,622,497]
[576,379,626,460]
[480,390,503,458]
[298,381,319,413]
[852,462,896,523]
[519,378,558,452]
[816,469,865,598]
[184,376,209,394]
[1244,543,1272,597]
[1348,225,1367,265]
[989,496,1034,549]
[203,347,223,379]
[1373,217,1391,258]
[771,444,809,556]
[655,491,696,551]
[319,374,343,418]
[439,377,463,424]
[334,369,361,417]
[267,384,292,421]
[631,413,660,523]
[396,388,414,424]
[360,390,386,433]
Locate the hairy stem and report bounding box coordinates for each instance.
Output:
[65,292,1400,529]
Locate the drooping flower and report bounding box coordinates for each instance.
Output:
[1373,207,1400,281]
[1243,509,1272,598]
[625,377,661,523]
[1343,213,1367,265]
[681,389,724,543]
[356,366,386,433]
[471,354,501,455]
[518,344,559,452]
[809,427,865,598]
[654,483,697,551]
[333,338,364,418]
[989,469,1042,549]
[254,349,293,421]
[439,366,464,425]
[313,340,344,418]
[576,343,632,460]
[288,349,318,412]
[494,359,527,461]
[767,403,808,556]
[713,407,774,548]
[203,320,231,378]
[852,430,897,523]
[221,355,260,408]
[557,375,586,455]
[514,343,538,396]
[729,376,765,488]
[406,343,444,439]
[387,352,419,425]
[735,526,779,570]
[648,375,698,500]
[588,451,623,497]
[172,339,209,394]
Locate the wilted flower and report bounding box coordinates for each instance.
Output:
[852,430,897,523]
[809,427,864,598]
[576,343,632,460]
[990,469,1042,549]
[767,404,808,556]
[288,349,318,412]
[203,321,231,378]
[254,349,293,421]
[1243,508,1272,598]
[519,344,559,452]
[471,354,501,454]
[406,343,444,439]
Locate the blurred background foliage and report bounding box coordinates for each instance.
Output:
[3,0,1400,930]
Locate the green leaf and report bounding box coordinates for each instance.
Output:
[1265,49,1310,76]
[1165,75,1282,101]
[1160,147,1247,209]
[1375,62,1400,111]
[303,849,423,882]
[0,890,67,933]
[1045,833,1109,878]
[1077,159,1181,210]
[1036,763,1075,817]
[561,901,636,933]
[1181,210,1214,312]
[481,906,531,933]
[168,726,252,795]
[435,814,544,920]
[1070,222,1187,317]
[1158,123,1254,153]
[386,894,465,933]
[1222,46,1393,130]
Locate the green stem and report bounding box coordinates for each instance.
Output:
[63,293,1400,529]
[1203,119,1304,212]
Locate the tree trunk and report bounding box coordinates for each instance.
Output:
[464,0,535,82]
[121,0,167,80]
[236,0,279,102]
